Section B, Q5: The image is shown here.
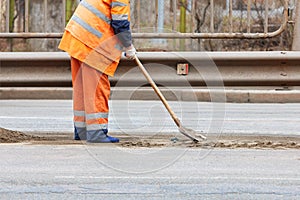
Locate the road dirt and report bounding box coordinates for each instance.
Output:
[1,127,300,149]
[0,127,50,143]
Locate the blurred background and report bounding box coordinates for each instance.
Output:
[0,0,298,52]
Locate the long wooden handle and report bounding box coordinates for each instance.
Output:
[134,55,181,127]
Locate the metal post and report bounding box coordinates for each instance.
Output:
[292,0,300,50]
[210,0,214,33]
[190,0,195,50]
[153,0,166,45]
[180,0,186,33]
[157,0,164,33]
[180,0,186,50]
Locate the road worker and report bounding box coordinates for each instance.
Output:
[58,0,136,143]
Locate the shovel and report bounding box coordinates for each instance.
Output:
[134,55,206,143]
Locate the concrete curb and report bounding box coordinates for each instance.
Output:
[1,87,300,103]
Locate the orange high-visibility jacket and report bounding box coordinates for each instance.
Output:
[59,0,131,76]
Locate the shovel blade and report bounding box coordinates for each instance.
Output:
[178,125,207,143]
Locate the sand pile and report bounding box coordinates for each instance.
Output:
[0,127,46,143]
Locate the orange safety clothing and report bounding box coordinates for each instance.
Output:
[71,57,110,139]
[59,0,132,141]
[59,0,131,77]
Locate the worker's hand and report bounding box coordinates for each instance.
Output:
[125,45,136,60]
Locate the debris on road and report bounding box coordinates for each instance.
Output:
[1,127,299,149]
[0,127,48,143]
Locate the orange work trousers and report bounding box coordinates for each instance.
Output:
[71,57,110,141]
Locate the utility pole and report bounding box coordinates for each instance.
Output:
[292,0,300,51]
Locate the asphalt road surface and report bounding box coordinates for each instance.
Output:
[0,144,299,199]
[0,100,300,199]
[0,100,300,137]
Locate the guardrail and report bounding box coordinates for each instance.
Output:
[0,0,290,39]
[1,51,300,102]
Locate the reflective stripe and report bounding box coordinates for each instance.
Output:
[87,123,108,131]
[111,2,127,7]
[81,1,111,24]
[112,14,128,20]
[71,15,103,38]
[74,110,85,117]
[74,121,86,128]
[86,112,109,120]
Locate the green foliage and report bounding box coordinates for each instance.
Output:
[66,0,76,24]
